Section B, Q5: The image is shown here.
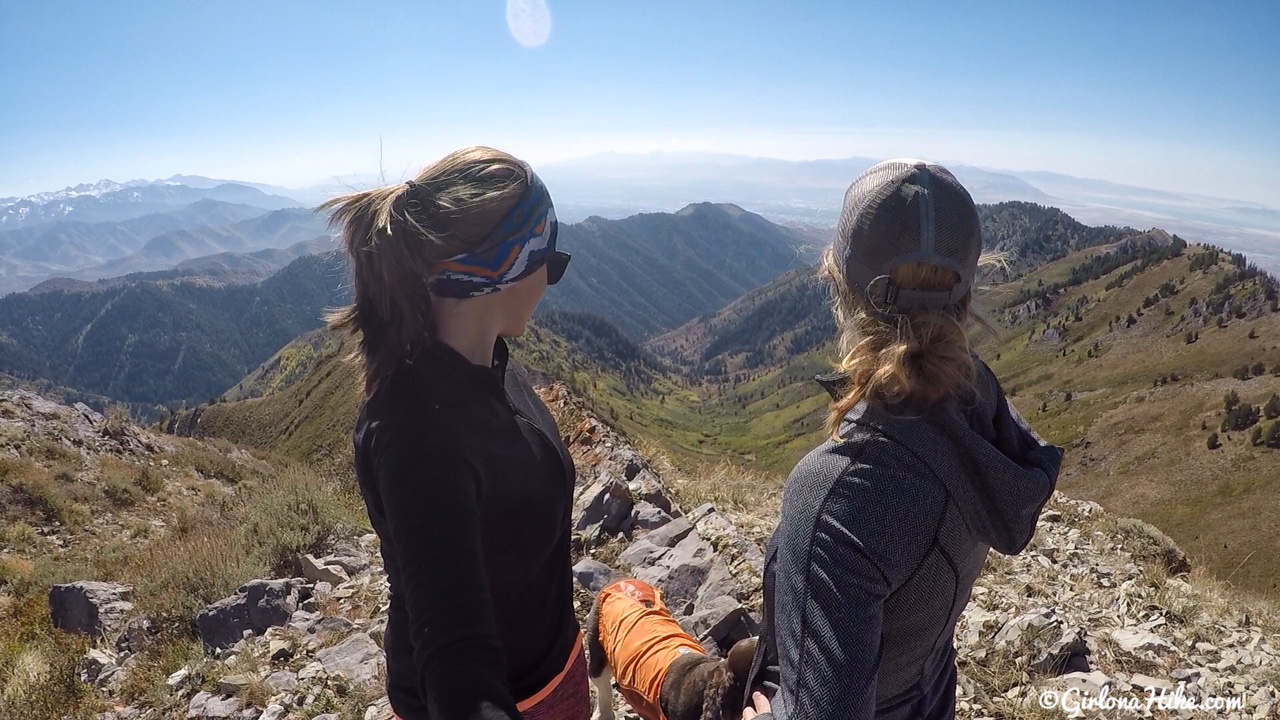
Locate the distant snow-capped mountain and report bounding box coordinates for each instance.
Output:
[0,178,158,207]
[0,180,305,229]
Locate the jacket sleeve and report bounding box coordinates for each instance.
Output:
[770,515,891,720]
[371,422,522,720]
[759,439,943,720]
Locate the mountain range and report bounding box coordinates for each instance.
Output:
[536,152,1280,274]
[0,180,300,229]
[0,176,329,296]
[540,202,813,338]
[165,202,1280,599]
[0,252,350,411]
[8,156,1277,289]
[0,202,808,409]
[54,208,329,282]
[2,172,1277,595]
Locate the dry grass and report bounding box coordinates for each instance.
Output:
[121,513,268,630]
[637,437,783,512]
[106,464,365,632]
[0,424,369,714]
[168,441,255,485]
[636,437,784,548]
[101,405,131,440]
[116,636,207,709]
[133,464,163,495]
[1183,564,1280,635]
[299,671,387,720]
[98,456,165,499]
[0,594,100,720]
[5,465,92,529]
[101,470,143,507]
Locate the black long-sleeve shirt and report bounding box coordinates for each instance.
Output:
[745,359,1063,719]
[353,338,579,719]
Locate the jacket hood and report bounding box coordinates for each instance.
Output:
[817,360,1064,555]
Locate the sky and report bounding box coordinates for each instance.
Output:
[1,0,1277,205]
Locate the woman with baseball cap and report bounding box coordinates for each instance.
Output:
[324,147,586,719]
[742,160,1064,720]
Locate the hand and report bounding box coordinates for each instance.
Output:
[742,691,771,719]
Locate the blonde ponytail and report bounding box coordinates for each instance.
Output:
[820,249,999,438]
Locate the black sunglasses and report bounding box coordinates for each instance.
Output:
[546,251,571,285]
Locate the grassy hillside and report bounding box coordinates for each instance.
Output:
[169,332,363,473]
[0,390,367,718]
[169,312,685,474]
[975,242,1280,597]
[647,236,1280,597]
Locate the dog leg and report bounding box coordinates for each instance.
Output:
[590,666,617,720]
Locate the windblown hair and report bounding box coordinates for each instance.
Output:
[322,146,528,396]
[820,246,1002,438]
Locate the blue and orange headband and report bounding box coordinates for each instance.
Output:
[427,165,567,298]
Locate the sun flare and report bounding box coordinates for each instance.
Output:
[506,0,552,48]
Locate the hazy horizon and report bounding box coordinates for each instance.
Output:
[8,148,1280,212]
[2,1,1276,206]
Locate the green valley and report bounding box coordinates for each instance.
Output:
[166,202,1280,597]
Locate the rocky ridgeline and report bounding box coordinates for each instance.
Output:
[29,385,1280,719]
[0,389,164,460]
[0,390,175,559]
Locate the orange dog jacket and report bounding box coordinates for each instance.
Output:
[598,579,707,720]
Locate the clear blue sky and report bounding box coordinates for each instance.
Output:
[2,0,1276,205]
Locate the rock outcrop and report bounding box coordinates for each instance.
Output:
[195,579,310,650]
[49,581,135,642]
[30,384,1280,720]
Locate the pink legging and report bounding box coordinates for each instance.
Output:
[395,632,590,720]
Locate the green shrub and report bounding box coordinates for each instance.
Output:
[127,518,264,632]
[243,467,365,576]
[173,445,249,485]
[0,555,34,588]
[134,465,163,495]
[1112,516,1192,576]
[27,439,79,466]
[103,472,143,507]
[127,465,363,630]
[116,636,206,707]
[0,595,97,720]
[13,472,69,525]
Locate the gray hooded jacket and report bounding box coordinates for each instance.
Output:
[745,359,1063,720]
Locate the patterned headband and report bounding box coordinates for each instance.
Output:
[428,166,557,299]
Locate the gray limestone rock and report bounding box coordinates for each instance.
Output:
[196,579,304,650]
[49,581,134,643]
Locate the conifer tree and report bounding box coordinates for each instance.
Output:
[1224,390,1240,412]
[1264,393,1280,420]
[1265,422,1280,449]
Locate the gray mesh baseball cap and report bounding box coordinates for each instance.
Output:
[833,158,982,313]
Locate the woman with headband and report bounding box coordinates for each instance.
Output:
[741,160,1064,720]
[324,147,585,720]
